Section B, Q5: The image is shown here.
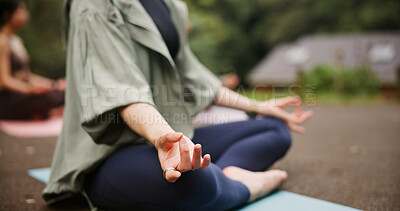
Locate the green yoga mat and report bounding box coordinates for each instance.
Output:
[28,168,362,211]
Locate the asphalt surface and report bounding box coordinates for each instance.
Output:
[0,104,399,211]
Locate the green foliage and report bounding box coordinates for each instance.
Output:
[17,0,66,79]
[301,65,335,93]
[10,0,400,80]
[236,87,297,102]
[301,65,380,97]
[184,0,400,81]
[341,67,380,96]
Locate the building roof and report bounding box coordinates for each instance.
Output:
[247,32,400,86]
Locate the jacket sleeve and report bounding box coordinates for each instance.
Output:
[70,9,155,145]
[178,2,223,117]
[179,41,223,116]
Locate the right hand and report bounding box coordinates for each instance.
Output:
[155,132,211,183]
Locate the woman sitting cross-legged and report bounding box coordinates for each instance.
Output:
[0,0,65,120]
[42,0,313,210]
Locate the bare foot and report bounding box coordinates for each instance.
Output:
[222,166,288,203]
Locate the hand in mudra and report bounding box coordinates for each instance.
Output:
[155,132,211,183]
[259,96,313,134]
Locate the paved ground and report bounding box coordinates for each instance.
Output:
[0,104,399,211]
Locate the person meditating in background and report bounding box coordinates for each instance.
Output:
[42,0,313,210]
[0,0,65,120]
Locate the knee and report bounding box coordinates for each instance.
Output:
[177,164,222,206]
[279,127,292,153]
[268,117,292,153]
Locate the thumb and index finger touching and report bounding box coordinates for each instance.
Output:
[275,96,300,108]
[162,132,211,183]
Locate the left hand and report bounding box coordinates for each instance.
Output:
[256,96,313,134]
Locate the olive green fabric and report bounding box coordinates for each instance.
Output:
[42,0,222,209]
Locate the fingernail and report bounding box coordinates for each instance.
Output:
[175,132,183,140]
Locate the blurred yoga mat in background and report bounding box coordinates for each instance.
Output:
[0,117,62,138]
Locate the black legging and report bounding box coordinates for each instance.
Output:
[83,115,292,211]
[0,89,64,120]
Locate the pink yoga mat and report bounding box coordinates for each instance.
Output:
[0,117,62,138]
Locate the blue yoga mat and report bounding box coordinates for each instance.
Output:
[27,167,51,183]
[236,190,361,211]
[28,168,361,211]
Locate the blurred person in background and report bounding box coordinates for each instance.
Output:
[0,0,65,120]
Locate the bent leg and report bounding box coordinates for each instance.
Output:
[27,89,65,118]
[83,144,250,211]
[192,116,292,171]
[0,89,64,120]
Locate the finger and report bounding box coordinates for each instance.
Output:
[300,110,313,122]
[200,154,211,170]
[165,132,183,143]
[158,132,182,150]
[272,108,294,122]
[288,123,306,134]
[192,144,202,170]
[165,169,181,183]
[295,99,302,118]
[296,110,313,124]
[295,95,301,105]
[278,96,299,108]
[178,137,192,172]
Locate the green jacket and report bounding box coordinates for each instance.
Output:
[42,0,222,209]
